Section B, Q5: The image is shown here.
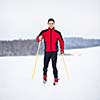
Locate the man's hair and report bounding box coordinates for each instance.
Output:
[48,18,55,23]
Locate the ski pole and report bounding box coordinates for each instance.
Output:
[61,54,70,80]
[32,41,41,80]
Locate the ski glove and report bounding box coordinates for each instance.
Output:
[61,52,64,55]
[36,36,43,42]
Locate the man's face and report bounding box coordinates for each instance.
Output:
[48,21,55,29]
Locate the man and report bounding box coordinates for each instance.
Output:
[36,18,64,85]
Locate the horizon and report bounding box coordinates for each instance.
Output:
[0,36,100,41]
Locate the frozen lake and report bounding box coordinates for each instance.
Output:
[0,47,100,100]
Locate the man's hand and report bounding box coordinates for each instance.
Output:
[39,36,42,41]
[60,52,64,55]
[36,35,43,42]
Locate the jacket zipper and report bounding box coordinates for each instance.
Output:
[50,29,52,51]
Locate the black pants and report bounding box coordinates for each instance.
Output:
[43,52,58,79]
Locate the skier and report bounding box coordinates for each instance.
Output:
[36,18,64,85]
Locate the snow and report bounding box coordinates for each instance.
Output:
[0,46,100,100]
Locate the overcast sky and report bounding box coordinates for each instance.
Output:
[0,0,100,40]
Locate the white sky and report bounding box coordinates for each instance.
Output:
[0,0,100,40]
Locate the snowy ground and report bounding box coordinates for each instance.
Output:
[0,46,100,100]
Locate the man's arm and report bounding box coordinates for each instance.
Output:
[36,31,43,42]
[58,32,64,54]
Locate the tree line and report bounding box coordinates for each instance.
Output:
[0,37,100,56]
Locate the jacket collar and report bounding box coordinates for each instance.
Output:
[48,27,55,30]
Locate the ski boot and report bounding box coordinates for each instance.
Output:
[43,75,47,84]
[53,78,59,85]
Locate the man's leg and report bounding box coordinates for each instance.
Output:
[43,52,51,76]
[51,52,58,79]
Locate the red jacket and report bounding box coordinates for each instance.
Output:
[36,27,64,53]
